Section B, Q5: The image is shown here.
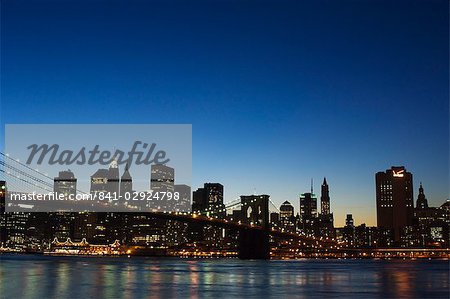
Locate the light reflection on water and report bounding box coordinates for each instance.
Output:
[0,255,448,298]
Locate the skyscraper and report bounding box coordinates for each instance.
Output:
[54,170,77,198]
[174,184,191,212]
[299,191,318,235]
[320,177,330,215]
[0,181,6,245]
[279,201,295,232]
[150,164,175,211]
[192,187,206,213]
[90,169,109,194]
[300,192,318,221]
[345,214,354,227]
[192,183,224,217]
[416,183,429,209]
[343,214,355,246]
[319,177,334,237]
[150,164,175,193]
[280,201,294,219]
[120,164,132,200]
[376,166,414,242]
[106,159,120,195]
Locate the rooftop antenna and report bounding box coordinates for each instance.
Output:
[310,178,313,194]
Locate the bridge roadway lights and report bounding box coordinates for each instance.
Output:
[238,228,270,260]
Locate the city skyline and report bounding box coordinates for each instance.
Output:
[1,1,448,227]
[1,162,448,253]
[3,155,447,229]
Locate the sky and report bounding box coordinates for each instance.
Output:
[1,0,448,226]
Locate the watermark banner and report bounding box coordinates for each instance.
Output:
[2,124,192,212]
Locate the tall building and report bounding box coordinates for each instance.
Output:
[279,201,295,232]
[280,201,294,219]
[150,164,174,193]
[414,185,449,248]
[300,191,318,236]
[0,181,6,245]
[54,170,77,198]
[149,164,174,211]
[192,187,207,213]
[191,183,225,246]
[90,169,109,194]
[343,214,355,246]
[416,183,428,209]
[299,192,317,223]
[320,177,330,215]
[106,159,120,195]
[192,183,225,218]
[318,177,334,238]
[376,166,414,242]
[0,181,30,249]
[345,214,354,227]
[174,184,191,212]
[120,164,132,201]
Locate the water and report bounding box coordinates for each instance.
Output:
[0,255,448,299]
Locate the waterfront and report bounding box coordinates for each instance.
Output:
[0,255,448,298]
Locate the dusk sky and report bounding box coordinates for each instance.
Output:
[1,0,448,226]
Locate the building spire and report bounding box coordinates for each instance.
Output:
[416,182,428,209]
[310,178,313,194]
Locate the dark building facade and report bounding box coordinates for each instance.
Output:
[320,177,330,215]
[376,166,414,243]
[318,177,334,237]
[192,183,225,218]
[416,183,428,209]
[0,181,6,245]
[299,192,318,235]
[279,201,295,232]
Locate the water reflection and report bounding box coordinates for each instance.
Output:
[0,255,448,298]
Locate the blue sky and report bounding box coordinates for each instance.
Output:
[1,0,448,226]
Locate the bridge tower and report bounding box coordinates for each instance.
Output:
[239,194,270,259]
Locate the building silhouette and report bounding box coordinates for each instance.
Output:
[342,214,355,246]
[192,183,225,218]
[318,177,334,237]
[300,192,317,220]
[0,181,6,245]
[416,182,428,209]
[320,177,330,215]
[191,183,225,246]
[414,184,449,247]
[299,191,318,235]
[376,166,414,243]
[280,201,294,218]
